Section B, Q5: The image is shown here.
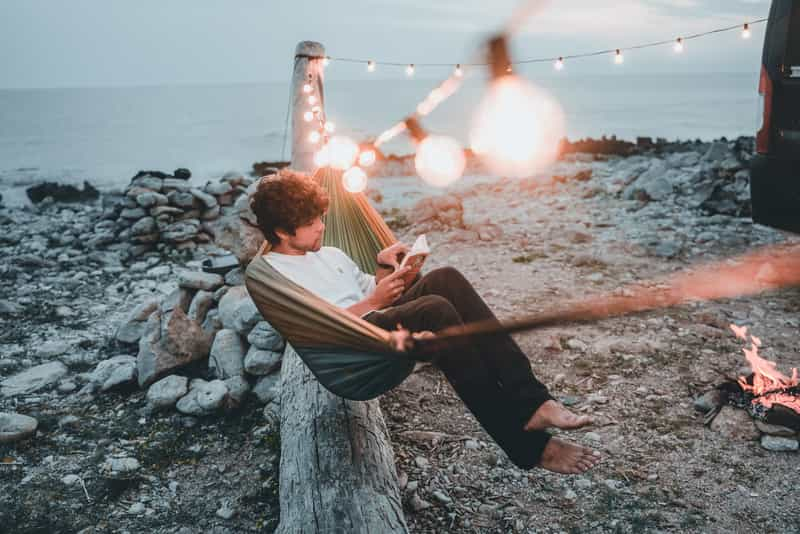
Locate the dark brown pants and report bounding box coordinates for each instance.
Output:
[363,266,552,469]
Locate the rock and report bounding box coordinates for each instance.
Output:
[0,412,38,443]
[190,188,218,209]
[218,285,261,334]
[162,178,192,192]
[408,493,432,512]
[709,406,760,441]
[252,373,281,403]
[432,490,452,504]
[167,191,196,208]
[128,502,146,515]
[146,375,189,409]
[243,347,282,376]
[410,195,464,228]
[224,268,245,286]
[137,307,213,387]
[178,270,224,291]
[162,288,194,314]
[216,501,236,520]
[62,474,80,485]
[653,241,681,258]
[565,338,588,352]
[26,181,99,203]
[115,297,160,344]
[130,217,157,235]
[176,379,228,415]
[1,361,69,397]
[135,192,168,208]
[563,489,577,501]
[754,420,797,437]
[760,435,799,452]
[622,159,673,201]
[205,181,233,196]
[120,207,148,219]
[88,355,138,392]
[101,456,141,477]
[246,321,285,351]
[701,141,732,163]
[209,329,246,379]
[36,340,71,358]
[173,168,192,180]
[207,215,265,264]
[150,205,183,217]
[162,219,200,243]
[130,175,164,191]
[666,151,700,168]
[693,390,722,413]
[414,456,430,469]
[0,299,24,315]
[187,290,214,323]
[574,477,593,490]
[224,375,251,407]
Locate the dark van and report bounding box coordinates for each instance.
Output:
[750,0,800,233]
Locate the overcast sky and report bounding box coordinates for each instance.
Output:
[0,0,771,89]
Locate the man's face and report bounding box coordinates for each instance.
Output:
[283,214,325,253]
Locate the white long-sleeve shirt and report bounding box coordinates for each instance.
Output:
[264,246,376,310]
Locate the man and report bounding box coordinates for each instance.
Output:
[250,173,601,474]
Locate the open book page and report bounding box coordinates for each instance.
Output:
[398,234,430,283]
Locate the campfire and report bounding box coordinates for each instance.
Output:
[702,325,800,444]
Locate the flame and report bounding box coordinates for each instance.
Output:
[731,324,800,413]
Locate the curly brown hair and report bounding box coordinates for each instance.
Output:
[250,171,329,246]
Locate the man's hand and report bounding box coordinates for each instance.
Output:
[369,266,411,309]
[389,327,436,352]
[377,242,409,270]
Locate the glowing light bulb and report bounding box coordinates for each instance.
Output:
[614,49,624,64]
[506,64,513,74]
[674,38,684,53]
[454,64,463,77]
[311,105,321,114]
[342,166,368,193]
[406,64,415,77]
[326,136,359,170]
[469,75,565,178]
[302,83,312,94]
[308,95,317,105]
[358,149,376,167]
[414,135,466,188]
[308,131,321,144]
[742,23,751,39]
[314,145,330,167]
[324,121,336,134]
[554,57,564,71]
[322,56,330,67]
[303,111,314,122]
[367,60,376,72]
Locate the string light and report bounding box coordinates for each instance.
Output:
[470,35,565,178]
[674,37,684,53]
[303,83,312,94]
[554,57,564,70]
[303,111,314,122]
[342,166,368,193]
[311,105,322,114]
[322,56,330,67]
[454,64,463,77]
[358,149,377,167]
[742,23,751,39]
[506,64,513,74]
[308,95,318,105]
[326,136,359,169]
[367,60,376,72]
[406,64,415,76]
[309,131,321,144]
[324,121,336,133]
[415,135,466,188]
[614,49,624,64]
[314,145,330,167]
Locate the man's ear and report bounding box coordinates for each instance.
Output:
[274,227,292,243]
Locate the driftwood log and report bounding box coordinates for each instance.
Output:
[275,41,408,533]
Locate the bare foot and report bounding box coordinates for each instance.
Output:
[524,400,593,431]
[538,437,601,474]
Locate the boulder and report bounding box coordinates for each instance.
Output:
[1,361,68,397]
[209,329,246,379]
[135,192,168,208]
[173,168,192,180]
[162,219,200,243]
[130,176,164,191]
[26,181,99,204]
[243,347,282,376]
[246,321,285,351]
[167,191,196,208]
[87,355,138,392]
[410,195,464,229]
[709,406,760,441]
[136,307,213,387]
[218,286,261,334]
[130,217,157,236]
[187,290,214,323]
[0,412,39,443]
[252,373,281,403]
[175,379,228,415]
[177,270,224,291]
[190,188,218,209]
[146,374,189,409]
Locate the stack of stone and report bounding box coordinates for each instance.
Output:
[110,169,254,257]
[114,263,285,419]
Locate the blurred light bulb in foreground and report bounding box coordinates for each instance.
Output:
[308,95,317,105]
[415,135,466,188]
[742,23,751,39]
[554,57,564,71]
[673,38,684,53]
[470,75,565,178]
[326,136,359,170]
[314,145,330,167]
[324,121,336,134]
[303,111,314,122]
[614,49,624,64]
[367,60,376,72]
[406,64,415,77]
[358,149,376,167]
[322,56,330,67]
[308,131,321,144]
[454,64,463,77]
[342,166,368,193]
[302,83,312,94]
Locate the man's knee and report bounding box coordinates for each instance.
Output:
[426,266,469,287]
[416,295,461,328]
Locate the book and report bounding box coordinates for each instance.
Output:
[399,234,429,271]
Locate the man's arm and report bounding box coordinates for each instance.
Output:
[346,266,411,317]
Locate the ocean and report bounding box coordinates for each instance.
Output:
[0,72,760,205]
